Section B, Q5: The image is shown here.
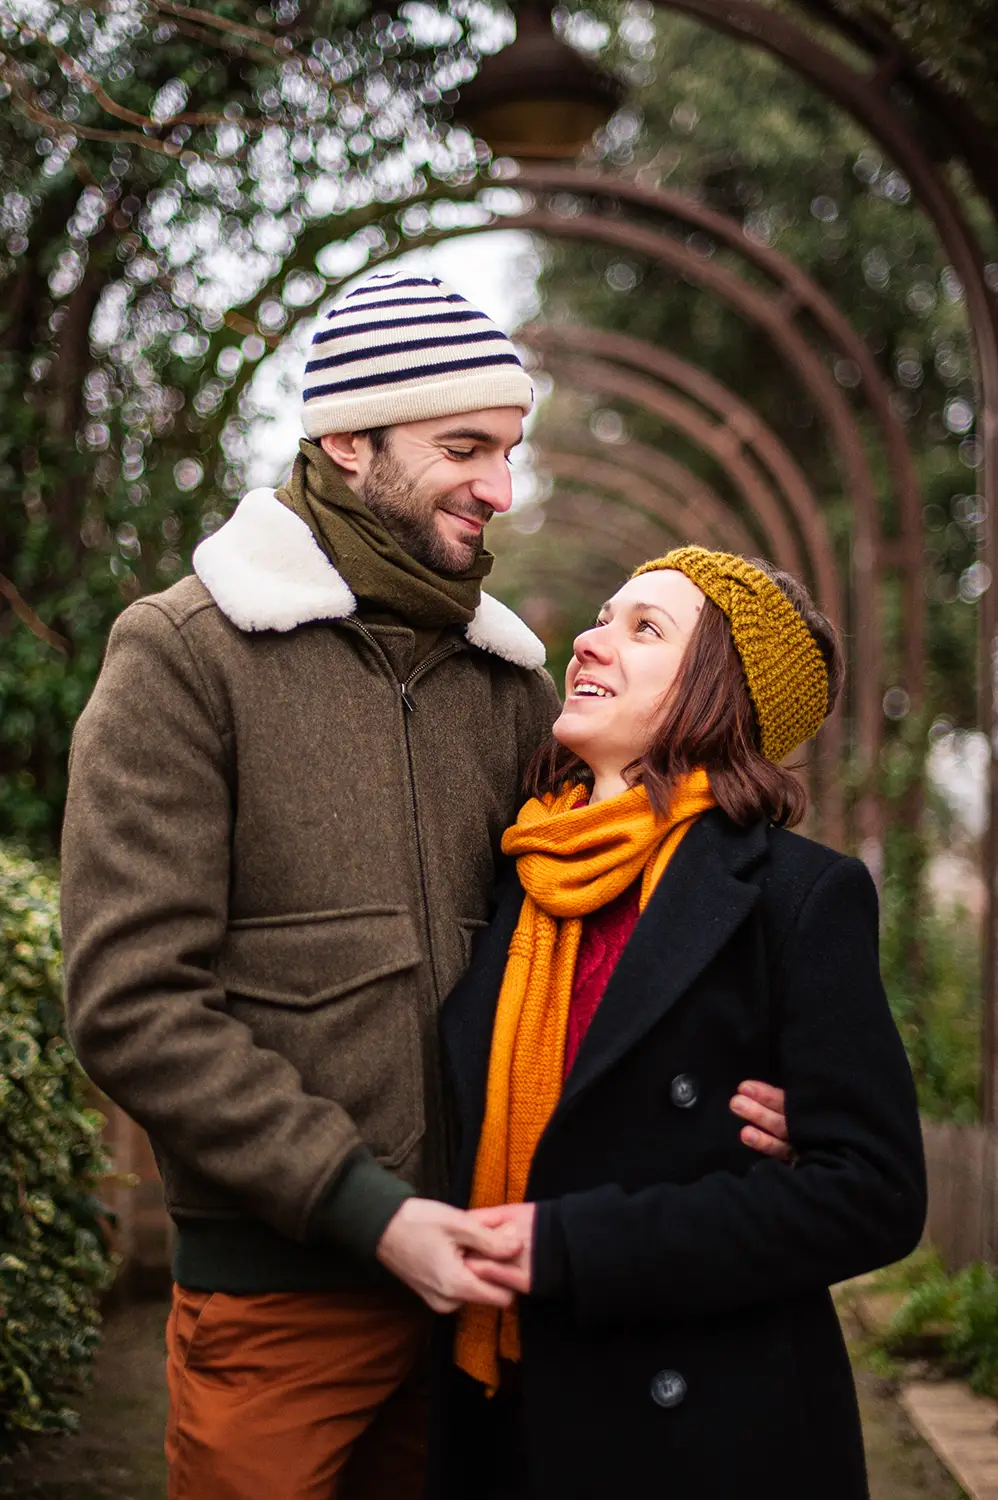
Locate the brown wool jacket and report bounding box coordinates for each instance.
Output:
[61,487,561,1292]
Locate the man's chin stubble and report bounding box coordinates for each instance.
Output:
[361,466,482,573]
[404,513,483,574]
[435,528,482,575]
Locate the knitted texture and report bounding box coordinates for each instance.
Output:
[564,880,641,1080]
[454,769,715,1394]
[301,270,534,437]
[633,548,828,762]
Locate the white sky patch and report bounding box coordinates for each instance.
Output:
[243,228,543,489]
[928,729,990,841]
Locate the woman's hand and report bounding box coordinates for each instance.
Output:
[730,1080,794,1162]
[464,1202,536,1295]
[376,1198,523,1312]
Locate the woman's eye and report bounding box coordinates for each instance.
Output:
[636,618,660,636]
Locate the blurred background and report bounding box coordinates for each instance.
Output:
[3,0,998,1488]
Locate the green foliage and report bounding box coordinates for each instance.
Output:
[518,9,993,699]
[0,844,114,1458]
[502,10,992,1129]
[824,0,998,135]
[880,881,981,1121]
[872,1249,998,1397]
[3,0,998,864]
[0,0,491,850]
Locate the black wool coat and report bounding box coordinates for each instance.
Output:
[436,809,926,1500]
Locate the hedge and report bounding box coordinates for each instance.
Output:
[0,844,114,1457]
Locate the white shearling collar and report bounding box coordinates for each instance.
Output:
[193,487,546,671]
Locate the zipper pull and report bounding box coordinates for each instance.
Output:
[401,682,416,712]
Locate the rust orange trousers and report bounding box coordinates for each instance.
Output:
[165,1285,430,1500]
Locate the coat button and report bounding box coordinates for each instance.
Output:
[651,1370,687,1409]
[670,1073,699,1109]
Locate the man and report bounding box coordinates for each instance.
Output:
[61,270,790,1499]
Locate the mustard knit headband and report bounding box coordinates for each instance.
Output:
[632,547,829,763]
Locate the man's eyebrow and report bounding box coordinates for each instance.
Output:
[436,426,513,445]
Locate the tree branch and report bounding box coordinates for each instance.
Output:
[1,63,180,156]
[149,0,290,55]
[5,26,321,156]
[21,26,244,131]
[0,575,71,655]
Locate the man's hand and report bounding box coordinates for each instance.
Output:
[730,1080,793,1161]
[464,1202,535,1296]
[376,1198,524,1313]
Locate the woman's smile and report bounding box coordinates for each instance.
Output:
[569,676,616,701]
[555,570,706,802]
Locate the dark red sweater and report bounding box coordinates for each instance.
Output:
[563,879,641,1078]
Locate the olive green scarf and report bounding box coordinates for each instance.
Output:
[276,441,492,662]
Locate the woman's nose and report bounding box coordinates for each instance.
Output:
[572,626,614,663]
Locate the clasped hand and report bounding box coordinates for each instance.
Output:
[375,1197,532,1313]
[376,1080,792,1313]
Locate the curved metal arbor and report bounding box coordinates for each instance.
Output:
[638,0,998,1114]
[216,0,998,1109]
[533,440,758,552]
[527,330,847,842]
[561,433,760,557]
[514,165,925,698]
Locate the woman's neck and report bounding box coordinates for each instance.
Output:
[587,768,631,805]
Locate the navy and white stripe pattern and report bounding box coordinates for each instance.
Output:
[301,271,533,438]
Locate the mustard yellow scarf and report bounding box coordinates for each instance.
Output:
[455,768,715,1393]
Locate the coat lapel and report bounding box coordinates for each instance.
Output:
[553,810,769,1118]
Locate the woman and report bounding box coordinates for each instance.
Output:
[437,547,926,1500]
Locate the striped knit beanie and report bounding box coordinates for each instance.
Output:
[302,270,534,438]
[633,547,829,763]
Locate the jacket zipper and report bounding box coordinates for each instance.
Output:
[348,622,460,1194]
[350,624,456,715]
[400,642,460,712]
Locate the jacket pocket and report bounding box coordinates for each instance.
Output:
[457,916,490,969]
[217,906,424,1168]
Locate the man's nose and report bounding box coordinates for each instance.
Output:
[469,457,513,514]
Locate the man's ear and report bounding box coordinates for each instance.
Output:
[319,431,365,474]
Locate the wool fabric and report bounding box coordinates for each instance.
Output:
[302,271,534,438]
[564,880,641,1080]
[633,547,829,763]
[454,769,715,1394]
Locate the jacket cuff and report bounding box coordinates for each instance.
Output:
[531,1199,569,1298]
[308,1148,416,1260]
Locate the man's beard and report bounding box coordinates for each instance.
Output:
[360,445,491,574]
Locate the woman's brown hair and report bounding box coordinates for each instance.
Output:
[527,560,845,829]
